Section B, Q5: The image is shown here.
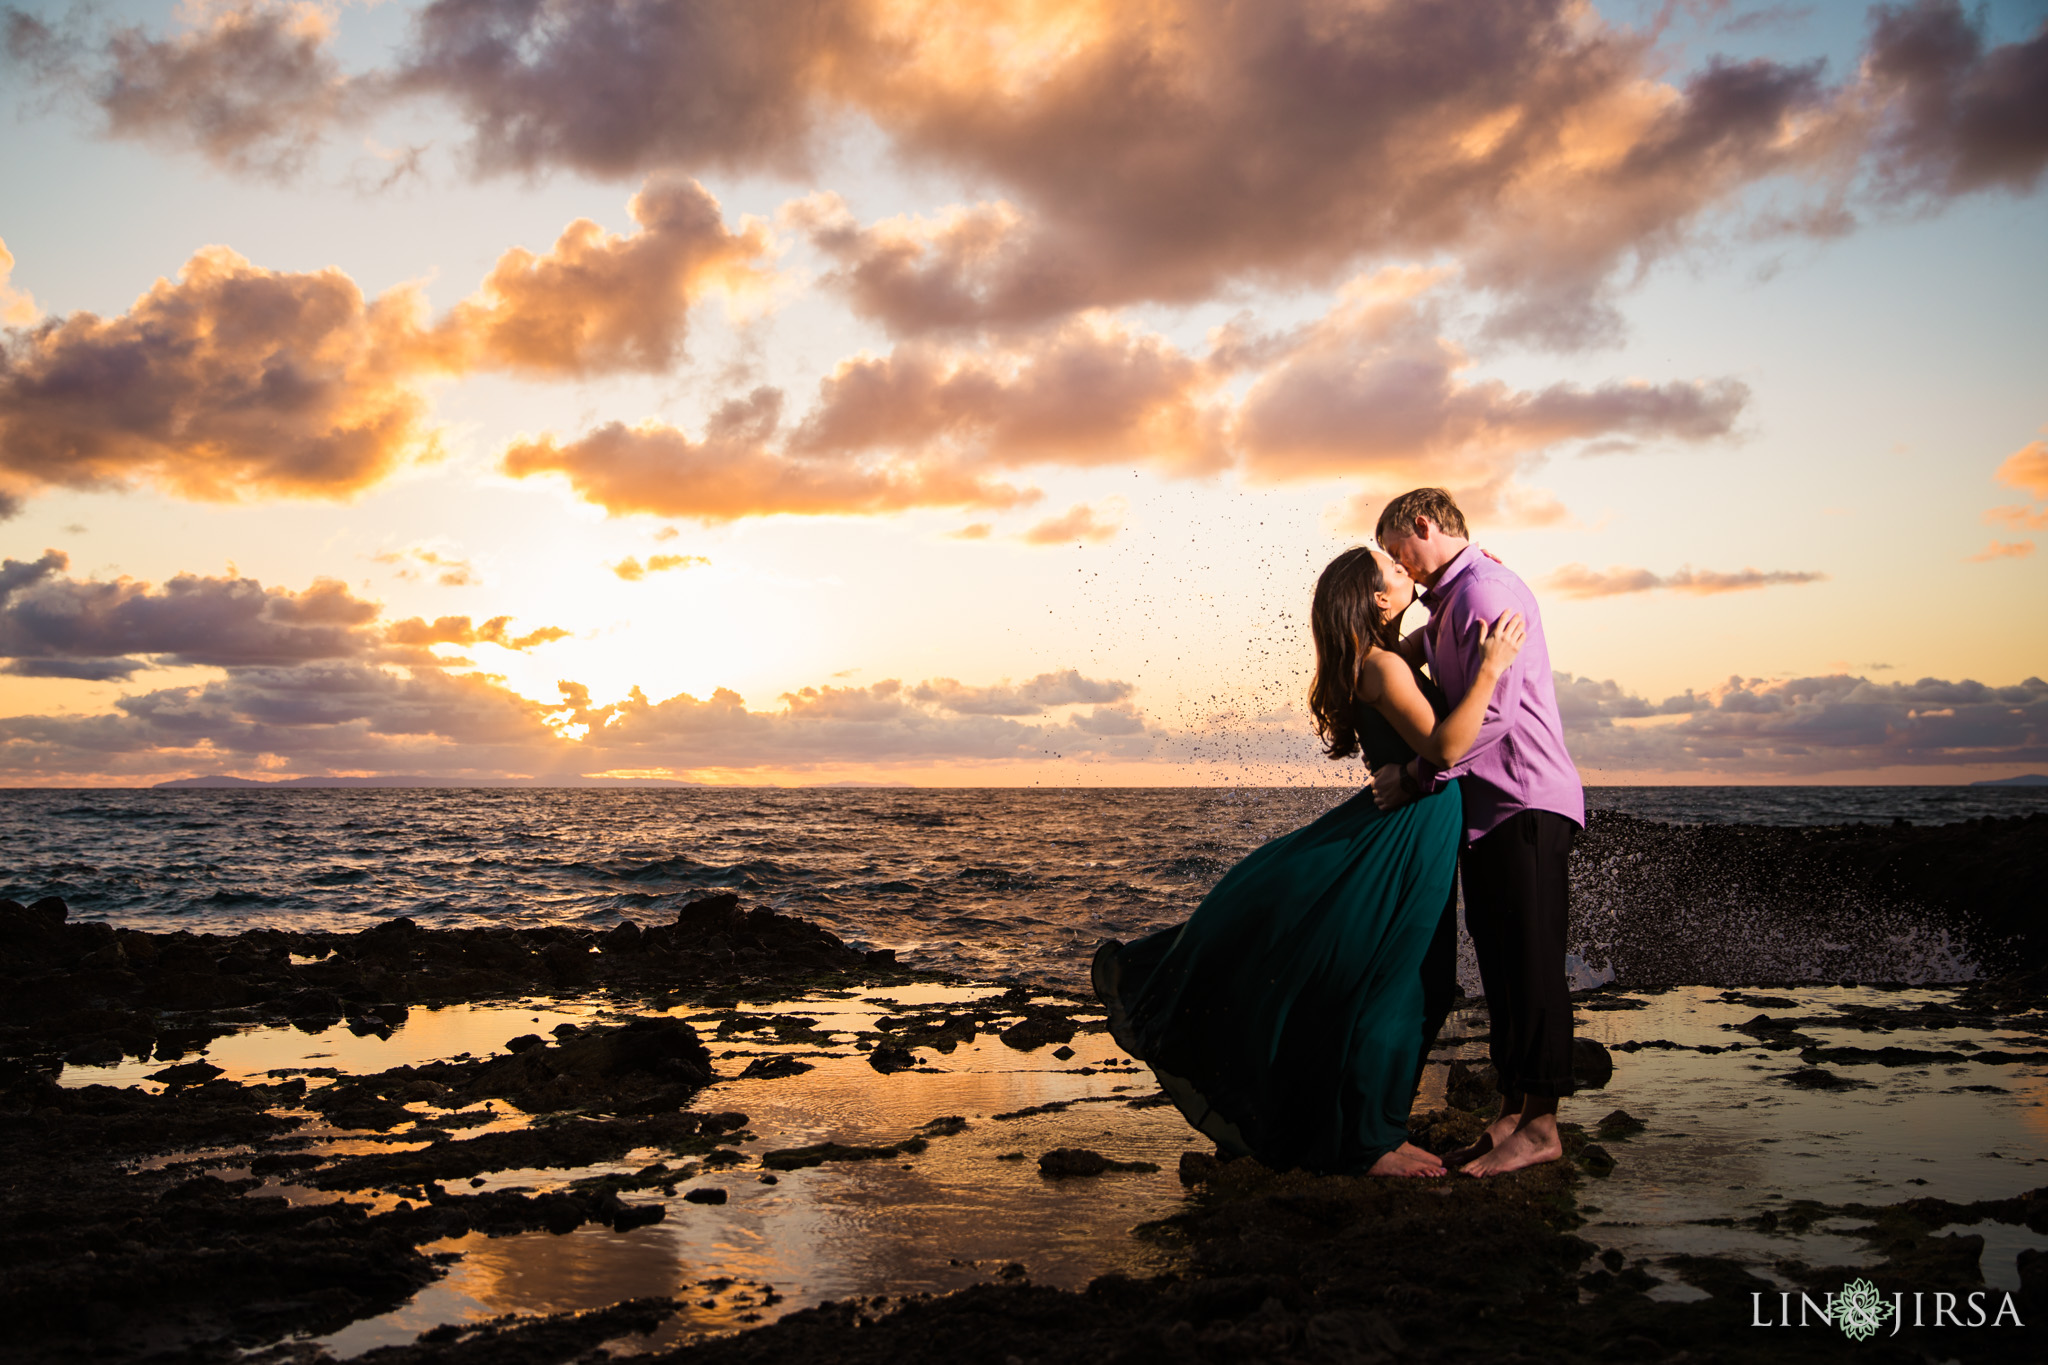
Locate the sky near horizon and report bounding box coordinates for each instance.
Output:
[0,0,2044,787]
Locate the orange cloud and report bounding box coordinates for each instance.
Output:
[501,387,1037,522]
[383,615,571,652]
[566,671,1152,772]
[1234,276,1746,520]
[0,549,571,683]
[372,546,477,586]
[439,176,771,377]
[21,3,2047,346]
[0,246,441,502]
[1965,539,2035,563]
[0,549,382,679]
[0,178,771,510]
[1993,438,2048,501]
[908,669,1132,715]
[610,553,710,581]
[781,8,1858,344]
[1545,564,1829,599]
[1022,500,1122,545]
[1559,671,2048,776]
[1973,436,2047,545]
[1985,505,2048,531]
[0,238,37,325]
[790,318,1229,474]
[0,551,1157,780]
[496,277,1746,527]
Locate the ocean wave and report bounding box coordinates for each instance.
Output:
[2,786,2037,988]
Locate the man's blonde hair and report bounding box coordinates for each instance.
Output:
[1374,488,1469,542]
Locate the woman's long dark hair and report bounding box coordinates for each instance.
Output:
[1308,547,1403,761]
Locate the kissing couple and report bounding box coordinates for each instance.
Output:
[1094,487,1585,1177]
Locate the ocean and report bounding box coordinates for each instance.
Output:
[3,785,2041,985]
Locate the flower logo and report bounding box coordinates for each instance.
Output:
[1834,1279,1895,1341]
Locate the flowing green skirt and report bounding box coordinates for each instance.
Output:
[1093,780,1462,1173]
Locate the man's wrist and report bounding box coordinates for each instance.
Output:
[1400,760,1423,798]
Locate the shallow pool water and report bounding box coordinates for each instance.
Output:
[59,982,2048,1355]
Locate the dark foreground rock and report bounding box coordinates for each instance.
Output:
[634,1144,2043,1365]
[6,883,2043,1365]
[0,1006,751,1363]
[0,891,916,1076]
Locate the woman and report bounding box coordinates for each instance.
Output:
[1093,546,1523,1177]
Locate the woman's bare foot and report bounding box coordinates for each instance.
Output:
[1447,1110,1521,1166]
[1367,1142,1447,1177]
[1459,1116,1562,1177]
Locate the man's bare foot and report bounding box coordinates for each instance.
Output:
[1367,1142,1447,1178]
[1447,1111,1520,1167]
[1460,1117,1562,1177]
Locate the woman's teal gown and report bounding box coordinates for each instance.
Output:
[1093,692,1461,1173]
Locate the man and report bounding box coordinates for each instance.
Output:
[1372,488,1584,1176]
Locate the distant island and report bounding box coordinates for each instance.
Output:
[1969,774,2048,787]
[152,775,704,789]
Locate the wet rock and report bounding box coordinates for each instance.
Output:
[611,1199,668,1231]
[322,1099,416,1132]
[700,1111,750,1135]
[874,1010,977,1052]
[1179,1151,1223,1186]
[762,1139,927,1171]
[1446,1059,1500,1111]
[1594,1109,1647,1141]
[1570,1036,1613,1090]
[504,1033,546,1054]
[63,1035,125,1067]
[1778,1066,1872,1090]
[1037,1148,1159,1177]
[542,940,593,984]
[869,1041,918,1073]
[1,896,912,1075]
[1577,1143,1616,1178]
[147,1059,225,1086]
[998,1012,1076,1051]
[602,919,643,952]
[1051,1045,1076,1061]
[738,1055,813,1079]
[684,1187,729,1205]
[0,900,63,946]
[279,988,345,1022]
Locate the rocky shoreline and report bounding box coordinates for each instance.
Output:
[1570,810,2048,985]
[6,810,2048,1364]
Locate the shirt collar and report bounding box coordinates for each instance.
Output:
[1419,544,1476,606]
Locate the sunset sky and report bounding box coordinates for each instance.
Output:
[1,0,2044,786]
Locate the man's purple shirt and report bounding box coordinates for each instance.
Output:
[1415,546,1585,843]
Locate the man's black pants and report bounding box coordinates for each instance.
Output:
[1461,808,1577,1099]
